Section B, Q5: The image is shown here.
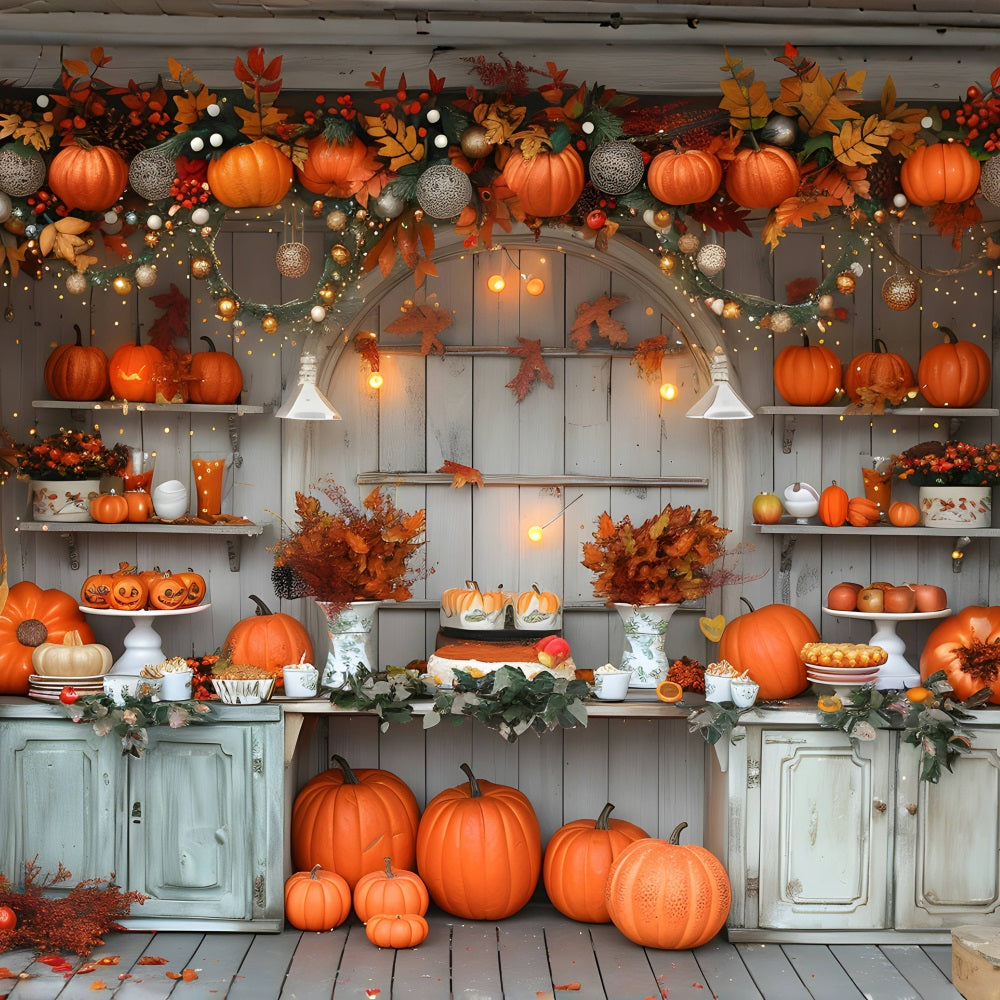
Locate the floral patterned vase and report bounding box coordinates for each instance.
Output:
[918,486,992,527]
[315,600,380,689]
[613,603,679,688]
[29,479,100,522]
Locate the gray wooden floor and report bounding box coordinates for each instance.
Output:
[0,905,963,1000]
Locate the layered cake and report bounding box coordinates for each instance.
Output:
[425,637,575,688]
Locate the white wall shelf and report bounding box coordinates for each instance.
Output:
[31,400,271,415]
[357,472,709,488]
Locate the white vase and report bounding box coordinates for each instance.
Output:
[29,478,100,522]
[918,486,992,527]
[315,600,380,689]
[613,602,679,688]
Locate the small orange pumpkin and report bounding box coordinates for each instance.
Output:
[207,141,294,208]
[175,569,207,608]
[888,501,921,527]
[646,147,722,206]
[89,492,129,524]
[47,139,129,212]
[818,482,849,527]
[81,572,115,609]
[724,145,800,209]
[514,584,560,616]
[440,581,508,622]
[296,134,379,198]
[44,324,109,402]
[284,864,352,932]
[353,857,429,922]
[147,576,190,611]
[109,575,149,611]
[773,334,841,406]
[501,145,585,218]
[188,337,244,405]
[843,339,915,403]
[847,495,881,527]
[900,143,981,206]
[364,912,429,950]
[916,326,992,408]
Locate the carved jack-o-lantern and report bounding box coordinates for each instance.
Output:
[109,576,148,611]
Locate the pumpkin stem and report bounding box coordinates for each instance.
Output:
[63,630,83,646]
[331,754,360,785]
[532,583,541,595]
[309,864,321,880]
[800,333,811,347]
[738,596,755,615]
[668,821,689,845]
[383,857,395,878]
[200,336,219,353]
[937,325,959,345]
[73,323,84,346]
[874,338,888,354]
[247,594,274,617]
[595,802,615,830]
[459,762,482,798]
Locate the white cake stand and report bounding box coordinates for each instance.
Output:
[80,604,211,674]
[821,607,951,689]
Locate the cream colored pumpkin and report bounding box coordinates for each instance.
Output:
[31,630,113,677]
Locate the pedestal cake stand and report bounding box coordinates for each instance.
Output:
[80,604,211,674]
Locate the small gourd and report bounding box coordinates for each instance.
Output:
[90,490,129,524]
[888,501,921,527]
[818,482,849,527]
[353,857,429,922]
[31,630,112,677]
[847,495,881,527]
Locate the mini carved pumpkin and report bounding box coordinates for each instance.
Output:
[109,575,148,611]
[543,802,649,923]
[501,146,585,218]
[108,330,164,403]
[773,334,841,406]
[47,140,129,212]
[147,575,190,610]
[222,594,313,675]
[847,495,881,527]
[284,864,352,932]
[920,606,1000,703]
[353,857,429,922]
[888,501,921,527]
[364,912,429,949]
[724,145,800,209]
[900,143,981,206]
[416,762,541,920]
[81,572,115,608]
[916,326,992,408]
[44,324,109,402]
[188,336,244,405]
[295,134,379,198]
[207,140,294,208]
[90,492,129,524]
[605,822,731,950]
[31,630,113,678]
[176,569,207,608]
[0,582,96,695]
[646,148,722,206]
[843,340,915,403]
[818,482,849,527]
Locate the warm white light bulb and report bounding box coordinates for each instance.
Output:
[659,382,678,401]
[487,274,505,293]
[368,372,384,389]
[528,525,544,543]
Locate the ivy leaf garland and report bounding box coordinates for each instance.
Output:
[687,701,752,745]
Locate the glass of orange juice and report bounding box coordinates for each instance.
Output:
[123,448,156,492]
[860,454,893,518]
[191,453,228,517]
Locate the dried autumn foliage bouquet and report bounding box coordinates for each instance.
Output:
[893,440,1000,487]
[271,478,428,612]
[582,504,730,606]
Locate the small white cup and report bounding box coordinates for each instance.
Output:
[103,674,150,705]
[283,666,319,699]
[704,672,733,704]
[730,678,760,709]
[593,669,632,701]
[159,669,193,701]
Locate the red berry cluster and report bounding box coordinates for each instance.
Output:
[170,175,210,209]
[942,85,1000,150]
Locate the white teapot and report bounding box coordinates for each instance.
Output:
[782,481,820,523]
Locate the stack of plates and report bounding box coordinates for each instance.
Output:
[806,663,880,688]
[28,674,106,702]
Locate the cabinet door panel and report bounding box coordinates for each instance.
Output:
[758,729,891,930]
[895,733,1000,927]
[0,721,118,881]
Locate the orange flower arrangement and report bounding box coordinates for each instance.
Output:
[3,428,128,481]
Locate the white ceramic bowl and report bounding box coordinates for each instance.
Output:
[213,676,275,705]
[152,488,189,520]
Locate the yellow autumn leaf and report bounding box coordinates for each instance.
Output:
[0,114,23,141]
[473,101,526,145]
[234,103,288,141]
[719,77,772,132]
[785,70,862,137]
[39,217,89,259]
[509,125,552,158]
[15,121,54,151]
[831,114,894,166]
[363,114,425,171]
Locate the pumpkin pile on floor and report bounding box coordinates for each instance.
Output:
[287,755,731,950]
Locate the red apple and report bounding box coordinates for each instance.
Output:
[59,686,79,704]
[883,586,917,614]
[752,492,783,525]
[536,635,571,668]
[909,583,948,613]
[857,587,885,613]
[827,582,863,611]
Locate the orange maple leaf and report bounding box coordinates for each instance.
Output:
[384,300,452,355]
[631,335,669,381]
[762,194,840,250]
[506,337,553,401]
[438,460,484,489]
[928,199,983,250]
[570,294,630,349]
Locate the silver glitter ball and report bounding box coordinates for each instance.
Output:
[416,163,473,219]
[374,188,407,220]
[128,144,177,202]
[588,140,645,196]
[696,243,727,278]
[0,146,46,197]
[980,155,1000,208]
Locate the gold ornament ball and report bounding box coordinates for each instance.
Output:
[261,313,279,335]
[311,200,325,218]
[112,275,133,295]
[354,209,368,221]
[326,210,347,231]
[677,232,700,255]
[722,300,742,319]
[216,296,239,320]
[143,231,159,248]
[653,209,672,229]
[874,209,886,224]
[658,253,677,275]
[835,272,857,295]
[769,310,793,334]
[330,244,351,265]
[459,124,495,160]
[66,272,88,295]
[190,255,213,279]
[882,274,919,311]
[200,226,213,238]
[318,284,336,305]
[818,294,834,312]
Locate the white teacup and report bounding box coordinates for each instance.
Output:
[159,669,193,701]
[704,672,732,704]
[593,668,632,701]
[730,677,760,709]
[283,666,319,699]
[104,674,155,705]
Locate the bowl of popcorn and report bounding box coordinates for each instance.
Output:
[212,665,277,704]
[704,659,739,703]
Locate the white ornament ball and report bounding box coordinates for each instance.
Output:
[433,133,449,149]
[36,95,49,109]
[588,140,645,196]
[416,163,473,219]
[310,304,327,323]
[818,294,834,312]
[65,272,88,295]
[209,133,224,148]
[128,144,176,201]
[207,103,221,118]
[581,121,595,135]
[191,207,211,226]
[882,274,919,311]
[275,241,312,279]
[0,145,46,197]
[850,262,865,277]
[374,188,406,220]
[146,214,163,231]
[769,310,793,334]
[189,136,205,153]
[0,192,11,224]
[892,192,908,209]
[696,243,727,278]
[426,109,441,124]
[980,155,1000,208]
[134,263,158,289]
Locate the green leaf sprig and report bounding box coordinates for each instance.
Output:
[687,701,753,745]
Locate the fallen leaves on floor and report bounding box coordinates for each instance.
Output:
[137,955,169,965]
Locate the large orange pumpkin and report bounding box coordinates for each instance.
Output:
[108,330,163,403]
[916,326,992,408]
[920,606,1000,703]
[718,598,818,700]
[291,754,420,889]
[296,134,379,198]
[47,140,129,212]
[543,802,649,923]
[353,857,429,922]
[900,143,981,206]
[221,594,313,675]
[818,482,849,527]
[44,324,109,402]
[843,339,915,403]
[605,822,731,950]
[773,333,840,406]
[646,148,722,206]
[724,145,800,209]
[284,864,352,931]
[207,140,294,208]
[416,762,541,920]
[0,582,96,695]
[501,146,585,218]
[188,337,244,405]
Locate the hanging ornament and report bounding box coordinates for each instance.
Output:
[658,253,677,275]
[374,188,407,220]
[326,209,348,231]
[134,263,158,289]
[0,145,46,197]
[216,296,239,320]
[459,125,495,160]
[310,304,327,323]
[722,300,742,319]
[275,208,311,279]
[311,199,325,217]
[981,155,1000,208]
[768,310,793,334]
[677,232,700,255]
[882,273,919,311]
[696,243,727,277]
[144,231,160,248]
[818,294,834,312]
[0,192,10,224]
[191,207,211,226]
[318,284,336,305]
[330,244,351,265]
[850,262,865,277]
[231,318,244,337]
[261,313,279,335]
[4,305,13,322]
[759,114,799,149]
[703,297,725,316]
[416,163,473,219]
[66,272,88,295]
[835,272,857,295]
[112,275,133,295]
[588,140,645,196]
[128,143,177,202]
[190,255,213,279]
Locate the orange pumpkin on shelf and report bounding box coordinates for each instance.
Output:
[295,134,379,198]
[81,572,115,609]
[843,340,915,403]
[284,865,352,932]
[818,482,849,527]
[44,324,109,402]
[353,857,429,922]
[916,326,992,408]
[772,334,841,406]
[501,145,585,218]
[847,495,881,527]
[888,501,921,527]
[222,594,312,675]
[108,575,149,611]
[108,331,164,403]
[207,140,294,208]
[920,606,1000,703]
[147,575,190,611]
[364,912,429,950]
[900,142,981,206]
[175,570,207,608]
[724,144,800,209]
[646,147,722,206]
[188,336,244,405]
[47,139,128,212]
[89,491,129,524]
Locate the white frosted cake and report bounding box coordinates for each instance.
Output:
[425,640,576,688]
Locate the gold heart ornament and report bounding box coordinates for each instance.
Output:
[699,614,726,643]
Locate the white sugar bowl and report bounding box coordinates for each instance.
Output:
[782,481,820,522]
[152,480,189,521]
